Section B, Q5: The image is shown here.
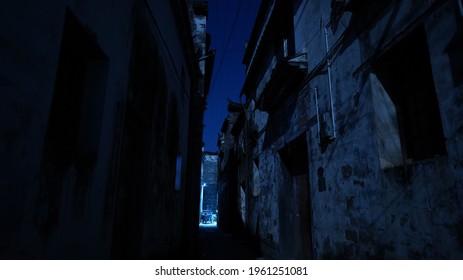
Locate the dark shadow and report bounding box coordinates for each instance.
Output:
[330,0,402,60]
[38,8,108,243]
[198,223,262,259]
[372,25,447,161]
[277,134,312,259]
[263,95,298,149]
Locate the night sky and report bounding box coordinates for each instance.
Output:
[203,0,261,152]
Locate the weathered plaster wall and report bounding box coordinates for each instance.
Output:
[241,0,463,259]
[0,0,203,259]
[304,0,463,259]
[0,0,135,258]
[217,111,242,231]
[202,153,218,211]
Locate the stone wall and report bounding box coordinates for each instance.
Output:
[239,0,463,259]
[202,153,218,212]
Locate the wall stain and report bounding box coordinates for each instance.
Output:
[342,164,353,178]
[353,179,365,188]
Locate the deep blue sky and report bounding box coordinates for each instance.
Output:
[203,0,261,152]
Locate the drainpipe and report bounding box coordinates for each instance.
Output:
[315,87,321,144]
[324,27,337,139]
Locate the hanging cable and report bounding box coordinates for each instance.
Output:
[209,0,245,94]
[144,0,194,100]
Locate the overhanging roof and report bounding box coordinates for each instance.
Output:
[257,54,307,112]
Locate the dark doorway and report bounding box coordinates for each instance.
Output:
[39,8,108,239]
[278,134,312,259]
[372,25,447,162]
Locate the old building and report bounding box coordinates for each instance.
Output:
[217,101,246,232]
[200,151,219,214]
[221,0,463,259]
[0,0,213,259]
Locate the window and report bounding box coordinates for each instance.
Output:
[370,73,403,168]
[373,25,447,162]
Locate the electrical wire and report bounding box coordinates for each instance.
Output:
[144,0,193,100]
[209,0,245,95]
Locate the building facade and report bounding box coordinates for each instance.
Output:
[201,151,219,214]
[217,101,246,232]
[0,0,213,259]
[222,0,463,259]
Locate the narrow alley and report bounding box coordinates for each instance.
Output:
[1,0,463,261]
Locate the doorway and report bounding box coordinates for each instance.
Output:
[278,134,312,259]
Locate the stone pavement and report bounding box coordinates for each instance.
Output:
[198,223,262,260]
